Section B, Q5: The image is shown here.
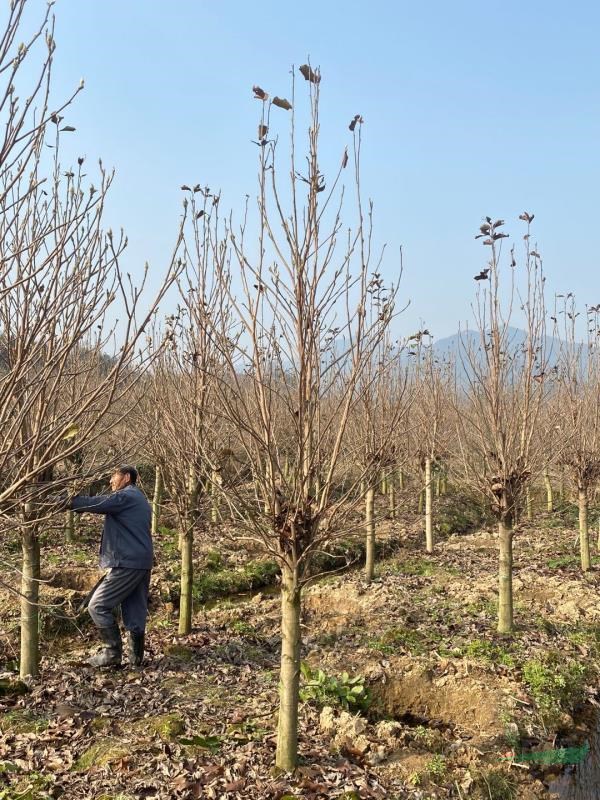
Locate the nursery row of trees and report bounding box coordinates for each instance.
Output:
[2,0,600,772]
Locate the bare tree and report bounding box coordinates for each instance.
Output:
[0,1,182,677]
[408,332,453,553]
[350,328,406,584]
[143,192,230,634]
[205,69,395,769]
[553,296,600,571]
[454,214,548,634]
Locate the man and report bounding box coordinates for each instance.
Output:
[70,465,152,668]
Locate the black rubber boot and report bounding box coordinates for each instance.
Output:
[87,623,122,667]
[127,631,145,667]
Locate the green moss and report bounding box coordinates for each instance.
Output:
[74,739,131,770]
[0,678,29,698]
[95,795,136,800]
[366,625,441,656]
[0,710,48,734]
[140,713,186,741]
[164,643,195,662]
[89,716,111,732]
[5,772,53,799]
[390,557,435,576]
[178,733,222,752]
[193,559,279,603]
[547,554,600,569]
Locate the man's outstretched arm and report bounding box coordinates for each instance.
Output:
[70,492,130,515]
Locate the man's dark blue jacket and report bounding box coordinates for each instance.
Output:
[70,485,153,569]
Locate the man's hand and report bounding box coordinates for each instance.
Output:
[44,492,71,511]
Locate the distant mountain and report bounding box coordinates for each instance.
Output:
[430,326,567,381]
[433,326,559,358]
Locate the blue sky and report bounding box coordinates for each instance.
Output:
[15,0,600,339]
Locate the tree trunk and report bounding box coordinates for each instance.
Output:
[152,465,162,536]
[441,473,447,495]
[65,510,75,544]
[276,564,301,771]
[417,488,424,514]
[211,468,220,524]
[20,527,40,678]
[579,486,590,572]
[526,488,533,521]
[425,457,433,553]
[314,471,321,504]
[178,525,193,634]
[543,469,553,513]
[435,473,441,497]
[388,477,396,519]
[498,518,514,634]
[559,466,565,501]
[399,469,405,491]
[380,470,387,496]
[364,486,376,583]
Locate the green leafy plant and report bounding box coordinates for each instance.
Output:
[474,768,517,800]
[412,724,438,749]
[229,618,257,636]
[522,652,588,729]
[299,662,371,712]
[434,490,492,535]
[464,638,516,667]
[407,755,447,788]
[567,624,600,658]
[407,771,422,787]
[426,754,447,779]
[499,711,520,750]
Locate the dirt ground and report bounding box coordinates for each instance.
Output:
[1,498,599,799]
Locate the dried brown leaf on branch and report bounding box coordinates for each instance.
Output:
[299,64,320,83]
[252,85,268,100]
[519,211,535,223]
[272,96,292,110]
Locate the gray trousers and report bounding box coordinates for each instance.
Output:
[88,568,151,634]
